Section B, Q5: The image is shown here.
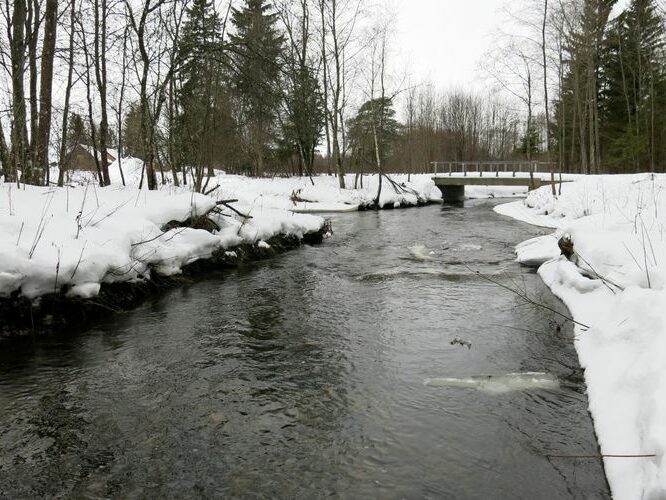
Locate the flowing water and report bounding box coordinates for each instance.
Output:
[0,200,609,499]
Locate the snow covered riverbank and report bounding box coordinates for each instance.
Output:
[496,174,666,499]
[2,157,546,312]
[0,181,324,307]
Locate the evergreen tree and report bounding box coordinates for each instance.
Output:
[517,126,541,156]
[66,112,89,151]
[122,104,143,159]
[347,97,399,169]
[230,0,284,176]
[280,64,325,177]
[175,0,239,189]
[598,0,665,171]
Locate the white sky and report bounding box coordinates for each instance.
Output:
[394,0,506,91]
[394,0,631,92]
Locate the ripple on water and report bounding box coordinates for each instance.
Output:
[0,202,609,499]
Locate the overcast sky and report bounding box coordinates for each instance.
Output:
[393,0,631,93]
[394,0,506,91]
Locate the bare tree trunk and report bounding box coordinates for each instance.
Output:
[650,67,655,173]
[27,0,40,180]
[115,24,129,186]
[542,0,556,195]
[0,119,10,176]
[10,0,28,184]
[36,0,58,186]
[94,0,111,185]
[318,0,332,175]
[78,12,104,183]
[58,0,77,187]
[587,60,597,174]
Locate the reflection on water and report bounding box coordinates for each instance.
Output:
[0,200,609,499]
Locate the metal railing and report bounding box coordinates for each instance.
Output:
[431,161,557,177]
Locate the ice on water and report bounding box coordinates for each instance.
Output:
[424,372,560,394]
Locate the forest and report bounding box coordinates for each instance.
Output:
[0,0,665,193]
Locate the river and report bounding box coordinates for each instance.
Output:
[0,200,609,499]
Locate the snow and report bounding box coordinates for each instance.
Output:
[0,166,327,300]
[496,173,666,499]
[424,372,560,394]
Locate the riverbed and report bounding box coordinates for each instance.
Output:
[0,200,609,498]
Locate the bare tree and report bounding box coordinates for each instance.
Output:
[318,0,362,189]
[35,0,57,185]
[125,0,186,190]
[9,0,28,183]
[93,0,111,185]
[57,0,77,187]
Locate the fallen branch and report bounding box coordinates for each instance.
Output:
[464,264,591,330]
[203,185,220,196]
[546,454,656,459]
[216,200,253,219]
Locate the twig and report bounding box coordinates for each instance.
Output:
[464,264,591,330]
[203,185,220,196]
[546,454,656,459]
[130,228,187,248]
[87,199,131,227]
[574,251,623,293]
[16,222,24,246]
[217,201,253,219]
[70,242,88,280]
[54,248,61,295]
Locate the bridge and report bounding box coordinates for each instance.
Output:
[431,161,562,202]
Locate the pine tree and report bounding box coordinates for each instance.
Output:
[176,0,236,189]
[517,126,541,156]
[280,65,325,177]
[599,0,665,171]
[348,97,399,169]
[122,105,143,159]
[67,113,89,151]
[230,0,284,176]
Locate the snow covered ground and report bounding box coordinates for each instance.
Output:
[496,174,666,499]
[3,155,564,302]
[0,179,324,301]
[2,155,580,303]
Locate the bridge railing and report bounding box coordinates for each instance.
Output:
[431,161,557,177]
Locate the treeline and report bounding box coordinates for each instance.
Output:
[561,0,666,173]
[484,0,666,174]
[0,0,362,190]
[1,0,665,191]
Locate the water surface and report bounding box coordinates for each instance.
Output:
[0,200,609,498]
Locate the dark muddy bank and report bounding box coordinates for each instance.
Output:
[0,228,326,338]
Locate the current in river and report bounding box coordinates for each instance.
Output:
[0,200,609,498]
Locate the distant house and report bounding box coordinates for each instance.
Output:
[67,144,117,172]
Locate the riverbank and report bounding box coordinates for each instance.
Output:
[0,180,329,335]
[1,162,534,327]
[495,173,666,499]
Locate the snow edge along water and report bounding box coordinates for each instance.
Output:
[494,173,666,500]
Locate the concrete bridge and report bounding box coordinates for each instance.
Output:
[431,161,564,203]
[433,175,553,202]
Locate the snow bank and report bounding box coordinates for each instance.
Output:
[496,173,666,499]
[51,156,554,211]
[205,172,437,210]
[0,180,324,300]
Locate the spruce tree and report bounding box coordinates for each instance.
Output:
[347,98,399,170]
[230,0,284,176]
[280,64,325,177]
[599,0,665,171]
[176,0,241,188]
